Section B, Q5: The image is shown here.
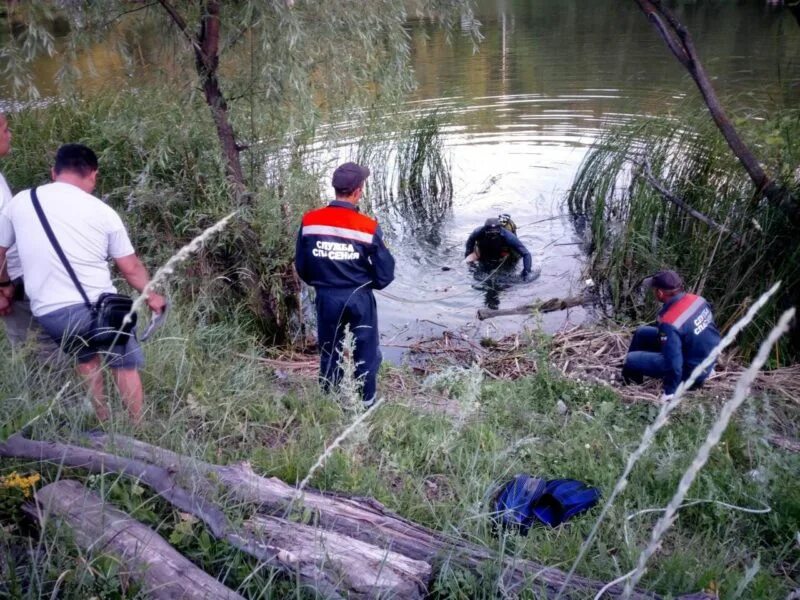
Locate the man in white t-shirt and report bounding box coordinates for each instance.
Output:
[0,144,165,424]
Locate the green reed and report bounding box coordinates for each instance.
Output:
[361,112,453,242]
[568,107,800,362]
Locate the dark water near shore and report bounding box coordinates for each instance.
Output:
[376,0,800,354]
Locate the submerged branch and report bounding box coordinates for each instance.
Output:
[477,295,586,320]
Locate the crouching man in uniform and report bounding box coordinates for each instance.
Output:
[622,269,721,400]
[295,162,395,408]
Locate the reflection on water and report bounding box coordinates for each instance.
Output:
[470,259,539,310]
[377,0,800,351]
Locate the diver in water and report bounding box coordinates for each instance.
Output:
[464,214,533,280]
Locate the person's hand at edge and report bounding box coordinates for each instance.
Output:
[0,293,12,316]
[0,281,13,300]
[146,291,167,315]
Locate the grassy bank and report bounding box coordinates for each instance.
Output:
[1,308,798,598]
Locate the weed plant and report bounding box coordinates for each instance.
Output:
[361,112,453,245]
[568,105,800,361]
[1,315,798,598]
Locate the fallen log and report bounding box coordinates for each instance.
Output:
[88,433,712,600]
[478,295,585,320]
[767,434,800,454]
[33,479,244,600]
[0,434,426,599]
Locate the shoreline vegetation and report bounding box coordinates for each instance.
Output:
[1,304,798,598]
[0,89,797,600]
[0,2,798,598]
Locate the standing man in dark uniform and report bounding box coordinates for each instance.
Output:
[465,217,532,280]
[622,269,721,400]
[295,162,395,408]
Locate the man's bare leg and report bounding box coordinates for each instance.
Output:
[76,357,109,421]
[113,368,143,424]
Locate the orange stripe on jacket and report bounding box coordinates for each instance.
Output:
[302,206,378,235]
[659,293,702,327]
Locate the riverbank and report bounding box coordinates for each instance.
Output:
[1,311,798,598]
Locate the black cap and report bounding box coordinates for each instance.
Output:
[332,162,370,195]
[643,269,683,291]
[484,217,500,229]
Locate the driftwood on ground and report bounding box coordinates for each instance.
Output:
[0,433,424,599]
[0,432,714,599]
[768,435,800,454]
[33,479,244,600]
[478,295,585,320]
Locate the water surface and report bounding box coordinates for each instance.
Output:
[377,0,799,351]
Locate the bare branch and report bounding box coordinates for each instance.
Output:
[633,0,789,210]
[634,158,744,245]
[156,0,197,48]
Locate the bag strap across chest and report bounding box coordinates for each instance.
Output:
[30,186,93,312]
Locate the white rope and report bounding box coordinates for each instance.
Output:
[377,258,517,304]
[622,498,771,548]
[594,570,636,600]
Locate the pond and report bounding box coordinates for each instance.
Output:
[375,0,800,354]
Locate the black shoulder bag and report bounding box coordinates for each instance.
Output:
[31,187,137,348]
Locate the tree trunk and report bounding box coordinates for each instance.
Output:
[157,0,246,198]
[33,480,245,600]
[242,515,430,598]
[633,0,796,217]
[478,295,586,320]
[0,432,714,599]
[86,433,712,600]
[0,434,422,599]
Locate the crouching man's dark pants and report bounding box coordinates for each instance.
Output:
[622,326,710,390]
[315,287,380,405]
[621,326,666,384]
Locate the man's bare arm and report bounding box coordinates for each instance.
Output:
[114,253,166,314]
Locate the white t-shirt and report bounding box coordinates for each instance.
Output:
[0,181,135,316]
[0,172,22,280]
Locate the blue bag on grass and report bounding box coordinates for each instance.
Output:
[493,475,600,534]
[532,478,602,527]
[493,474,546,535]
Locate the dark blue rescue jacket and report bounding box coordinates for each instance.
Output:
[465,226,532,273]
[295,200,395,290]
[656,292,721,394]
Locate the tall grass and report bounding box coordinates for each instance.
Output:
[568,106,800,361]
[2,315,798,598]
[361,112,453,245]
